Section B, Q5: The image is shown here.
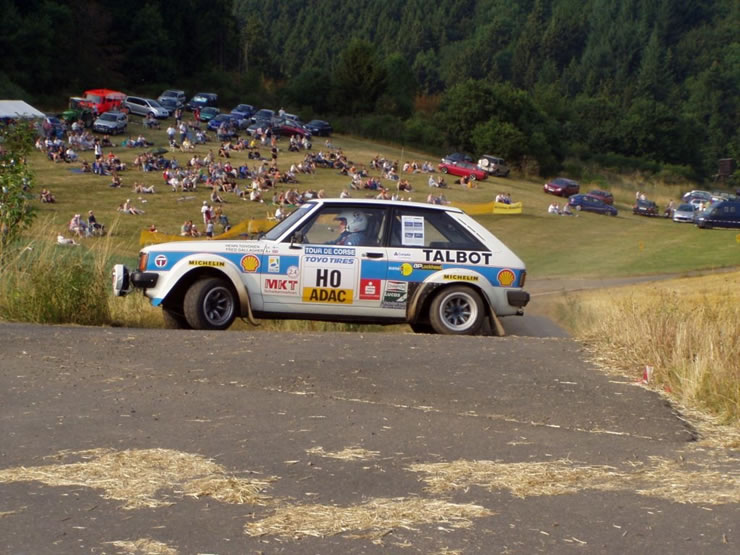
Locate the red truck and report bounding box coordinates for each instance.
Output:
[79,89,126,115]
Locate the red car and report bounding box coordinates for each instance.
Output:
[587,189,614,205]
[273,117,312,138]
[544,177,580,197]
[438,160,488,180]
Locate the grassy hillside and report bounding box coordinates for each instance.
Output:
[28,117,739,279]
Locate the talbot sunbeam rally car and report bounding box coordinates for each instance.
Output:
[113,199,529,335]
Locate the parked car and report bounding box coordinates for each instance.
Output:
[587,189,614,205]
[246,119,275,136]
[672,203,699,223]
[682,190,713,204]
[38,115,66,138]
[187,92,218,111]
[207,113,232,130]
[198,106,220,123]
[305,119,333,136]
[438,160,488,181]
[122,96,169,118]
[695,199,740,229]
[112,199,530,334]
[477,155,510,177]
[633,199,659,216]
[251,108,275,123]
[544,177,580,197]
[568,194,618,216]
[92,111,128,134]
[231,104,255,120]
[273,117,312,138]
[157,89,186,108]
[157,97,180,114]
[442,153,473,164]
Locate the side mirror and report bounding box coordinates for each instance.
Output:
[290,231,304,248]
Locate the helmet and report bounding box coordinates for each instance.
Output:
[336,210,367,232]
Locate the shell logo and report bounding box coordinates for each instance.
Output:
[497,268,516,287]
[400,263,413,277]
[241,254,260,273]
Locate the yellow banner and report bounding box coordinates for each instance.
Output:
[140,218,275,246]
[451,201,522,215]
[493,201,523,214]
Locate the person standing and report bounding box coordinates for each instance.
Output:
[201,201,211,225]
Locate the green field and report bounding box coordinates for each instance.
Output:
[29,116,740,278]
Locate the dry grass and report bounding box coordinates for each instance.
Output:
[409,456,740,505]
[0,448,274,509]
[245,497,493,539]
[106,538,178,555]
[306,446,380,461]
[409,459,626,498]
[554,271,740,426]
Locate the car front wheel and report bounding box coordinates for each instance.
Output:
[429,286,485,335]
[183,278,237,330]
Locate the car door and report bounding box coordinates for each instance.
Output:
[261,204,390,317]
[386,206,492,313]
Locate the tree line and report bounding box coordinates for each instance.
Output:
[1,0,737,179]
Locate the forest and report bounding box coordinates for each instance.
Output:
[1,0,738,179]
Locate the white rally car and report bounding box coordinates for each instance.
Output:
[113,199,529,335]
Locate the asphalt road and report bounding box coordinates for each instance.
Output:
[1,321,737,554]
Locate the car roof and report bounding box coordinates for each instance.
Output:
[304,198,464,213]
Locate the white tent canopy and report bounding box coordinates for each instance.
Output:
[0,100,45,119]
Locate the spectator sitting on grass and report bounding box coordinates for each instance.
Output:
[118,199,144,215]
[39,188,56,203]
[134,182,155,194]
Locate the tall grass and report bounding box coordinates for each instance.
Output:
[0,220,113,325]
[556,272,740,423]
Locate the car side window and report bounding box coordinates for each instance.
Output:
[290,205,388,247]
[389,208,486,250]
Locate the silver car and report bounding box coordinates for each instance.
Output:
[113,199,530,335]
[122,96,169,118]
[92,111,128,134]
[672,203,698,223]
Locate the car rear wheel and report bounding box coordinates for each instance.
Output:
[576,205,582,211]
[429,286,485,335]
[183,278,237,330]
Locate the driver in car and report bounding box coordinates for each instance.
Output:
[327,210,368,246]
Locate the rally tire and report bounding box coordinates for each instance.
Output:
[429,286,485,335]
[441,167,448,174]
[183,278,237,330]
[162,308,191,329]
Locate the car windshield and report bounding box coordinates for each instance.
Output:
[677,204,694,211]
[193,95,209,102]
[263,204,314,241]
[99,113,117,121]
